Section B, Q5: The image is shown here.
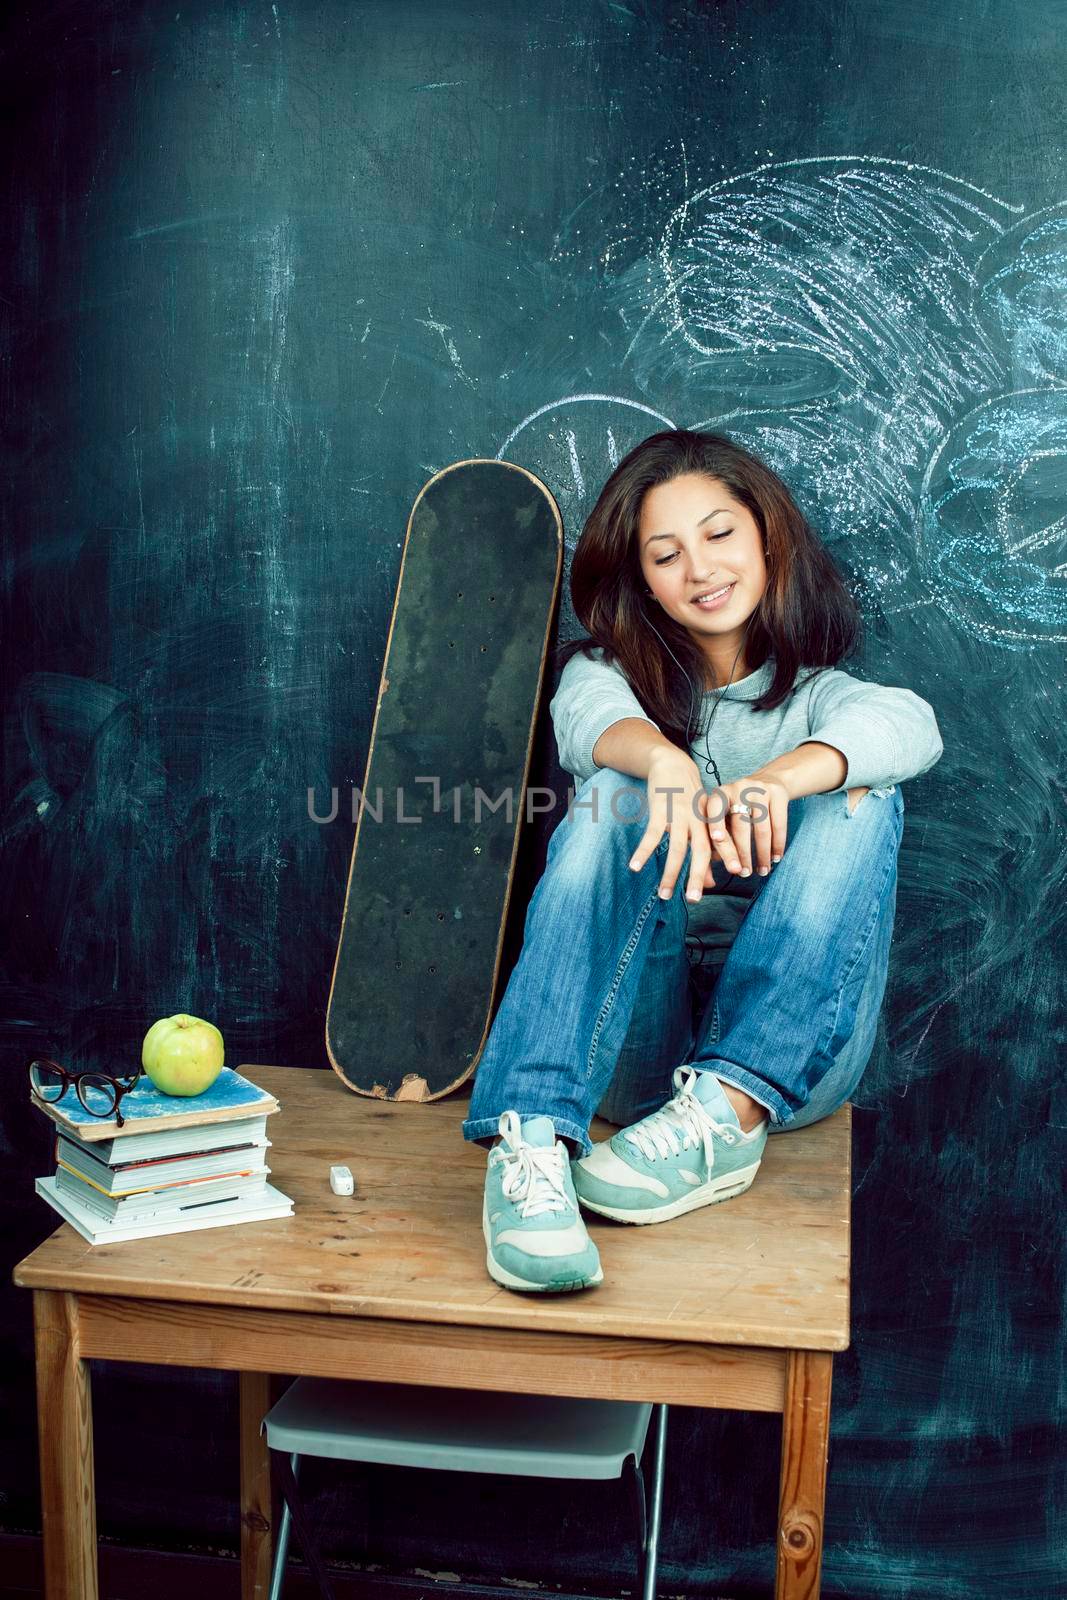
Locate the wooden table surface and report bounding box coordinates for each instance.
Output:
[14,1063,851,1600]
[15,1062,850,1350]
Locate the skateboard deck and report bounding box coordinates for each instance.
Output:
[325,459,563,1101]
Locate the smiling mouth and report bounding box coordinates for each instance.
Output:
[691,583,735,607]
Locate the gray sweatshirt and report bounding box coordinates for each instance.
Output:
[548,647,943,950]
[548,647,943,794]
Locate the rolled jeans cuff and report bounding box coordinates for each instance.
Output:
[461,1113,594,1158]
[697,1062,796,1128]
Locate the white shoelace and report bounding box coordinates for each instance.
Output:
[494,1111,571,1219]
[623,1066,740,1168]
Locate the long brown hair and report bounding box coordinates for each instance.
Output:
[553,429,863,749]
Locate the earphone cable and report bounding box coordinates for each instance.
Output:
[639,608,756,974]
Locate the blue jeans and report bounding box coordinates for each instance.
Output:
[462,767,904,1158]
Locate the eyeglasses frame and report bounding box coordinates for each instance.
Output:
[27,1057,146,1130]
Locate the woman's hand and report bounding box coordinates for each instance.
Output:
[700,772,791,883]
[626,749,722,903]
[626,753,792,901]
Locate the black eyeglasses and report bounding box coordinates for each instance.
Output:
[28,1057,145,1129]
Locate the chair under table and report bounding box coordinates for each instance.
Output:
[261,1375,670,1599]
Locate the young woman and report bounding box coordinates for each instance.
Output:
[462,429,943,1293]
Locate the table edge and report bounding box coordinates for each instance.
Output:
[12,1265,850,1352]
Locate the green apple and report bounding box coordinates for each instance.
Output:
[142,1014,225,1097]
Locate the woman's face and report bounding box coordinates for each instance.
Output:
[637,472,767,680]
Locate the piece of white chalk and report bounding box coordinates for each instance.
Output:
[329,1164,354,1196]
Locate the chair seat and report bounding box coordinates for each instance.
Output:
[262,1377,652,1481]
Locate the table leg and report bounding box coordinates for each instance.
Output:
[775,1350,833,1600]
[33,1290,97,1600]
[240,1371,280,1600]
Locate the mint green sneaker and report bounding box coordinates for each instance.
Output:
[572,1066,768,1225]
[483,1112,603,1292]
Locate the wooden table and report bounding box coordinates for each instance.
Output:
[13,1064,850,1600]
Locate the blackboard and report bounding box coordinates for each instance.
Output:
[2,1,1060,1594]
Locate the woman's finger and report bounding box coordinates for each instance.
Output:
[728,808,754,876]
[770,794,788,863]
[691,802,721,892]
[628,796,675,872]
[656,818,693,900]
[685,830,713,902]
[705,789,742,874]
[750,806,773,875]
[709,821,742,874]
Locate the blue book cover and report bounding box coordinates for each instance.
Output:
[31,1065,279,1143]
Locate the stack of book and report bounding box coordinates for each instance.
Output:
[32,1065,294,1244]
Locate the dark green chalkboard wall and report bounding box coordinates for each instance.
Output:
[2,1,1062,1595]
